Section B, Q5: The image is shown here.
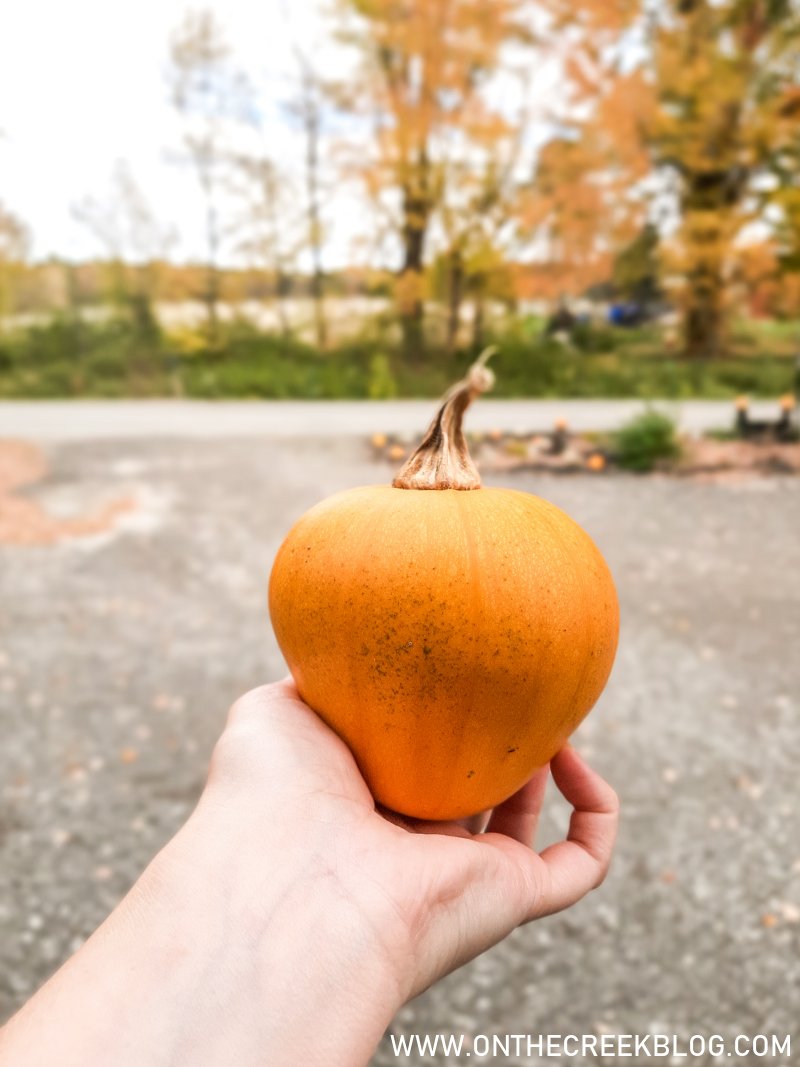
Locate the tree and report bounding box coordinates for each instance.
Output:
[233,154,297,337]
[231,45,331,347]
[0,202,29,331]
[168,10,248,343]
[436,69,535,350]
[73,161,175,332]
[614,222,661,305]
[332,0,534,358]
[518,1,651,303]
[290,52,329,350]
[649,0,800,357]
[769,72,800,301]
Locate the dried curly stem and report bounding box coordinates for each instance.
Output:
[392,347,496,491]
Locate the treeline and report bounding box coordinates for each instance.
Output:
[2,0,800,361]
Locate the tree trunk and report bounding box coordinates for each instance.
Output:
[670,0,755,360]
[202,174,221,346]
[261,164,292,340]
[204,269,219,343]
[679,169,742,359]
[472,286,485,350]
[399,173,430,361]
[305,127,326,349]
[297,58,328,351]
[446,247,465,352]
[310,261,326,352]
[275,270,291,339]
[683,276,724,359]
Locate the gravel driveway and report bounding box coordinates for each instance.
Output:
[0,427,798,1065]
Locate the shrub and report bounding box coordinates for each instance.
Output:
[614,409,682,471]
[367,353,397,399]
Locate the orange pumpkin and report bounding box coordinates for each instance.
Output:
[269,354,619,820]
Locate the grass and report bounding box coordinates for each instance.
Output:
[0,312,797,400]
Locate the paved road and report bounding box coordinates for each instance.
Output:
[0,432,798,1065]
[0,398,769,440]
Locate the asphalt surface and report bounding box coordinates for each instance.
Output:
[0,426,798,1065]
[0,398,765,440]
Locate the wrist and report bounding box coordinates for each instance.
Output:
[1,829,404,1067]
[152,825,407,1066]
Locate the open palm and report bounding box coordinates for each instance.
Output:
[202,680,619,1001]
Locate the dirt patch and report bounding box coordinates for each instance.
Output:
[0,439,136,546]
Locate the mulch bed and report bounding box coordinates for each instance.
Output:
[369,429,800,481]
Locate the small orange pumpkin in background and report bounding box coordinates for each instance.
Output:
[269,353,619,820]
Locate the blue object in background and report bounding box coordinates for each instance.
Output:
[609,302,644,327]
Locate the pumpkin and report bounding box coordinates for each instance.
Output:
[269,353,619,820]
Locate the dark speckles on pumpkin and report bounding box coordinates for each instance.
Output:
[423,646,432,656]
[466,770,475,778]
[507,746,518,754]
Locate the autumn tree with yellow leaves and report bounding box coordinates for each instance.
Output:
[649,0,800,357]
[518,0,652,301]
[332,0,535,356]
[521,0,800,355]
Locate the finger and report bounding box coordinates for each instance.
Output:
[531,746,619,918]
[484,764,550,845]
[454,811,491,834]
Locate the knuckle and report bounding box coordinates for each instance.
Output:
[518,857,547,920]
[593,862,611,889]
[592,844,615,888]
[601,789,618,819]
[604,784,621,815]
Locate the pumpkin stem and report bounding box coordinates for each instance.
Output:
[393,347,497,491]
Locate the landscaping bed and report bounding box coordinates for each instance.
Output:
[369,402,800,479]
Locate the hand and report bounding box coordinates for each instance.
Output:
[0,680,618,1067]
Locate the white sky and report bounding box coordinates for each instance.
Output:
[0,0,351,263]
[0,0,567,268]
